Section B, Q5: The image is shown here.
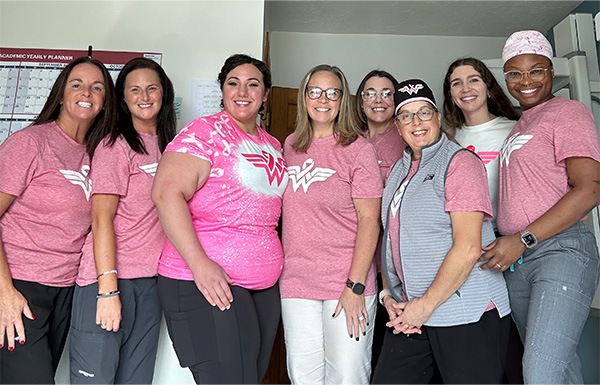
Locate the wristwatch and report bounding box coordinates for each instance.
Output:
[520,229,538,249]
[346,278,365,295]
[378,289,392,306]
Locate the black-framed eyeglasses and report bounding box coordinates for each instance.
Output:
[396,106,437,125]
[306,86,342,101]
[503,68,550,83]
[361,88,394,101]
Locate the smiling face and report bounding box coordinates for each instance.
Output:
[305,70,342,131]
[59,63,106,127]
[361,76,395,127]
[124,68,163,131]
[504,54,554,111]
[449,64,489,121]
[222,63,268,131]
[396,100,441,160]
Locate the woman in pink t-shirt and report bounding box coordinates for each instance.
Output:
[0,57,116,383]
[69,58,176,384]
[152,54,287,384]
[482,30,600,384]
[281,65,383,384]
[355,69,405,374]
[356,69,405,181]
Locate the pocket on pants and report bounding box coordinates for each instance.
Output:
[69,327,115,384]
[163,307,218,368]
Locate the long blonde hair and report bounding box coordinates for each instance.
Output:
[292,64,361,153]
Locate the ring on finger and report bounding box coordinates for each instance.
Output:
[495,262,502,269]
[358,315,365,321]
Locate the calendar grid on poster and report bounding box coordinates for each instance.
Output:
[0,47,162,145]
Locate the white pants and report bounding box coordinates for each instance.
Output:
[281,295,376,384]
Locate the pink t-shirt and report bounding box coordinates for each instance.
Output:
[367,123,405,184]
[0,121,91,287]
[497,97,600,235]
[280,134,383,300]
[77,134,165,286]
[387,151,493,303]
[158,111,288,290]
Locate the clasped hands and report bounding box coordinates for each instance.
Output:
[383,296,430,335]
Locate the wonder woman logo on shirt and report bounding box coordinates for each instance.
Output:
[500,133,533,167]
[288,158,336,193]
[59,165,92,201]
[242,151,287,186]
[139,162,158,177]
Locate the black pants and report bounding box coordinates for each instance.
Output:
[0,280,73,384]
[158,276,280,384]
[372,310,510,384]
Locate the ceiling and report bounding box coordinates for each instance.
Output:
[265,1,584,37]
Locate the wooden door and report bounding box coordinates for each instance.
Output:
[268,86,298,145]
[260,87,296,385]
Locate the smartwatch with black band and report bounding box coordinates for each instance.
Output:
[346,278,365,295]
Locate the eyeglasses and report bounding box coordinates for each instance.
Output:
[306,86,342,101]
[396,106,437,125]
[361,88,394,101]
[503,68,550,83]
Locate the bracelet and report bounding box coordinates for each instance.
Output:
[378,288,392,306]
[96,269,117,280]
[96,290,120,299]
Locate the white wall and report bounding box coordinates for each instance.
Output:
[269,31,508,102]
[0,0,266,127]
[0,1,265,383]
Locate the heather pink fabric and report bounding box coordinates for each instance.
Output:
[0,121,91,286]
[280,134,383,300]
[497,97,600,235]
[158,111,288,290]
[77,134,165,286]
[367,123,405,184]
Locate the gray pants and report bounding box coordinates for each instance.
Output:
[69,278,161,384]
[505,221,600,384]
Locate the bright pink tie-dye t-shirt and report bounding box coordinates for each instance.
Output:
[158,111,288,290]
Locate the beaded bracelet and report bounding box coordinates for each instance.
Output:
[97,290,120,299]
[97,269,117,280]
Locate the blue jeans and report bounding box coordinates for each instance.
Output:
[504,221,600,384]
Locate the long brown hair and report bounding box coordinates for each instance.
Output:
[442,57,519,134]
[33,57,117,158]
[292,64,361,153]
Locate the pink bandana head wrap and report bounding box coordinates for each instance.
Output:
[502,30,553,65]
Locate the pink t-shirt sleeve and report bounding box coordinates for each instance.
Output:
[90,139,129,196]
[552,101,600,163]
[351,143,384,198]
[165,118,214,163]
[445,150,493,219]
[0,131,38,196]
